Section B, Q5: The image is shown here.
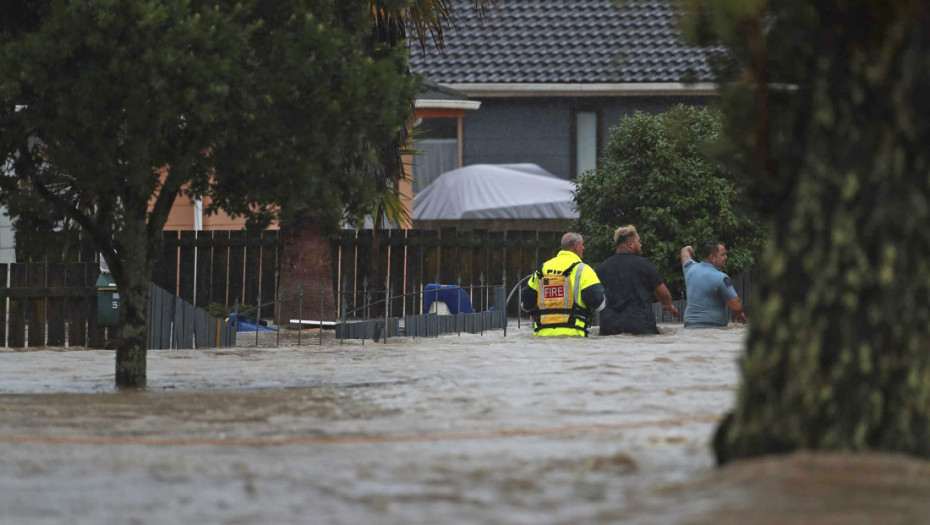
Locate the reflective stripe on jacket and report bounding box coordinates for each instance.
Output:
[527,250,602,336]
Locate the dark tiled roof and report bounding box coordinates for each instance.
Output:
[409,0,712,84]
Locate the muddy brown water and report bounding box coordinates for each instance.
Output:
[0,324,927,524]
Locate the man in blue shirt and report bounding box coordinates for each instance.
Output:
[680,241,747,328]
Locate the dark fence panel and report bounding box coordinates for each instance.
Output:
[65,264,91,347]
[0,263,98,348]
[388,229,406,318]
[0,263,235,350]
[0,264,6,345]
[243,230,262,310]
[329,228,569,321]
[154,230,179,294]
[194,231,212,309]
[730,271,754,316]
[227,230,246,306]
[147,283,235,350]
[404,230,423,316]
[45,264,66,346]
[260,230,278,317]
[26,263,46,347]
[150,230,281,318]
[178,231,196,304]
[210,230,231,306]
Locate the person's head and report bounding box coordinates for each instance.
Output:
[561,232,584,257]
[613,225,642,255]
[698,240,727,269]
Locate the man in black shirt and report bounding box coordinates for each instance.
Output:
[596,225,678,335]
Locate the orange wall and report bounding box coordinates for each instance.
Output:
[162,194,279,231]
[152,165,278,231]
[155,106,467,232]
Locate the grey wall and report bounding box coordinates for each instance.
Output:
[600,96,709,140]
[463,96,711,180]
[463,99,573,178]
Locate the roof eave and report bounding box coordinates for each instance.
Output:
[442,82,719,98]
[414,99,482,110]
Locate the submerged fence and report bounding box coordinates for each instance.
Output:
[7,229,755,347]
[231,280,510,345]
[153,230,280,318]
[0,263,102,348]
[149,284,236,350]
[0,262,234,349]
[333,229,567,320]
[229,265,754,347]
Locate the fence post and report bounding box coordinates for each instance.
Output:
[502,270,508,337]
[517,267,522,329]
[276,288,282,347]
[341,278,347,345]
[255,294,261,347]
[320,280,325,346]
[457,275,462,337]
[493,286,505,331]
[479,272,485,336]
[362,276,368,321]
[297,282,303,346]
[362,276,368,346]
[410,277,417,338]
[383,275,389,344]
[232,299,240,333]
[434,273,440,338]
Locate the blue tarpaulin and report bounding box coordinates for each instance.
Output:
[226,313,275,332]
[423,284,475,314]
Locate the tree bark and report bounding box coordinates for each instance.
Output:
[112,212,154,388]
[714,4,930,463]
[278,213,335,325]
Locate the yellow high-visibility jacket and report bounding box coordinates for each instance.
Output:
[522,250,605,337]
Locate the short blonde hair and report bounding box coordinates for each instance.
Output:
[613,225,638,246]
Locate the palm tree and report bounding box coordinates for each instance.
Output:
[365,0,497,223]
[359,1,497,315]
[278,2,496,325]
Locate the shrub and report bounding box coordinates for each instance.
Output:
[573,104,764,296]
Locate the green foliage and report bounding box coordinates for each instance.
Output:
[204,301,254,319]
[0,0,418,385]
[0,0,418,261]
[678,1,930,463]
[572,104,764,296]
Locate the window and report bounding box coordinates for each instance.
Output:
[573,110,599,178]
[413,118,459,192]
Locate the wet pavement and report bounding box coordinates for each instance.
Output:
[0,323,927,524]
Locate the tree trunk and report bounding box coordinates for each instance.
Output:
[112,216,154,388]
[714,6,930,463]
[278,212,335,325]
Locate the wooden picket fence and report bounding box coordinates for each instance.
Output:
[153,230,280,316]
[10,228,753,336]
[333,229,565,318]
[0,263,104,348]
[0,263,234,349]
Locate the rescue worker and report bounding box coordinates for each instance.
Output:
[521,232,606,336]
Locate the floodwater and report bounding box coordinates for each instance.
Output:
[0,323,928,524]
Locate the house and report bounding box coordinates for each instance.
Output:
[392,80,481,227]
[408,0,715,183]
[161,192,265,231]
